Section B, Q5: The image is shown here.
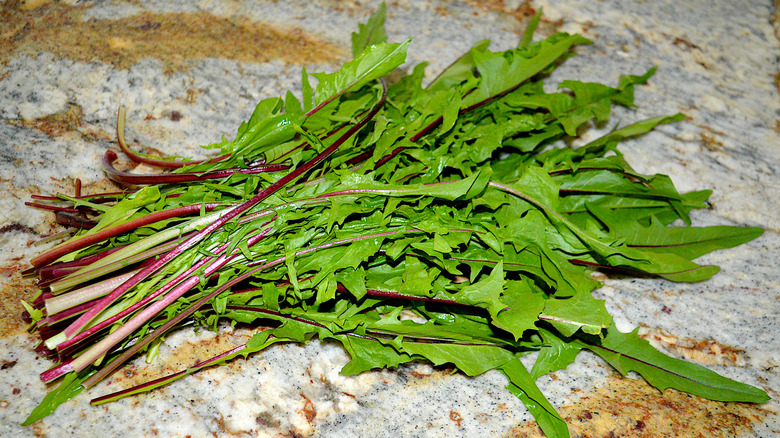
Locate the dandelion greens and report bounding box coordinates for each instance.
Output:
[21,5,768,436]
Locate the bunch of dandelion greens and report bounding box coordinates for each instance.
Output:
[22,5,768,437]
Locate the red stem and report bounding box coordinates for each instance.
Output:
[102,150,289,185]
[30,202,224,268]
[116,108,230,169]
[31,191,136,202]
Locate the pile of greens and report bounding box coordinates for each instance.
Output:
[23,5,768,436]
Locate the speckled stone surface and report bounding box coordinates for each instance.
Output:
[0,1,778,437]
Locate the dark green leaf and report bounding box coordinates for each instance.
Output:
[581,325,770,403]
[503,359,570,438]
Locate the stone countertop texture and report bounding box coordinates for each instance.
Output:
[0,0,778,436]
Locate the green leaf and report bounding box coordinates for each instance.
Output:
[519,7,542,49]
[403,342,515,377]
[339,334,412,375]
[540,287,611,337]
[530,327,583,379]
[23,371,87,425]
[581,324,770,403]
[83,186,160,235]
[492,279,546,340]
[336,267,367,299]
[427,39,491,93]
[301,67,314,112]
[399,256,437,296]
[573,113,685,161]
[351,2,387,57]
[332,166,491,201]
[492,181,727,283]
[502,359,570,438]
[461,33,590,110]
[456,261,506,318]
[313,39,410,106]
[613,216,763,260]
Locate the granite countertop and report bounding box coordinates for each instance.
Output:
[0,1,778,437]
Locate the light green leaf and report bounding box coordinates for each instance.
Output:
[530,327,583,379]
[22,372,87,425]
[540,287,611,337]
[462,33,590,110]
[351,2,387,57]
[457,261,506,317]
[313,39,410,106]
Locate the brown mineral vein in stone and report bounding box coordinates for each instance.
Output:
[13,103,84,137]
[460,0,564,36]
[104,327,261,391]
[0,273,35,338]
[0,0,345,72]
[638,324,748,368]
